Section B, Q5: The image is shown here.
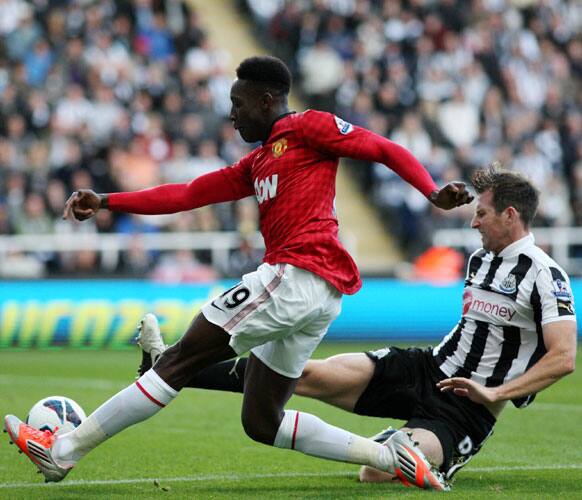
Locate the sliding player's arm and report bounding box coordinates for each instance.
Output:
[437,320,576,405]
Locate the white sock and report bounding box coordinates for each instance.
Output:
[52,369,178,466]
[273,410,394,473]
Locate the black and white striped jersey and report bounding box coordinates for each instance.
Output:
[433,234,576,407]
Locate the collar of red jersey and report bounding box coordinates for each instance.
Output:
[264,111,296,144]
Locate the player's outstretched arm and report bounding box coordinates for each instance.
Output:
[301,114,473,209]
[63,167,255,221]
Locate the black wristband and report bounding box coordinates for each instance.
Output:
[99,194,109,209]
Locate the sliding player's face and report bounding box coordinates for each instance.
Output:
[229,79,271,143]
[471,190,512,253]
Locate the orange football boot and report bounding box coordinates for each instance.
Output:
[4,414,72,482]
[386,430,450,491]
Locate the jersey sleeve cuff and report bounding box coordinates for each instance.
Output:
[541,316,577,326]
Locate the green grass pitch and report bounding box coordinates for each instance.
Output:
[1,343,581,499]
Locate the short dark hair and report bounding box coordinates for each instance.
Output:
[236,56,292,95]
[471,163,539,227]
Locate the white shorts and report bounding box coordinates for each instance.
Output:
[201,263,342,378]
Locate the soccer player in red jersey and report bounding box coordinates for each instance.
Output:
[5,56,473,490]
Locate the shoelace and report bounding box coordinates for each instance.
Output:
[22,424,56,446]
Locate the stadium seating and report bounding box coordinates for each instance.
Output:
[0,0,580,278]
[0,0,260,279]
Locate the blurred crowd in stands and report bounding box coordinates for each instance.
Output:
[0,0,261,279]
[244,0,581,260]
[0,0,580,281]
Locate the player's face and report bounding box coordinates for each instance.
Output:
[471,190,512,253]
[229,79,270,143]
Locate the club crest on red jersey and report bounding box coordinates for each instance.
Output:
[272,138,288,158]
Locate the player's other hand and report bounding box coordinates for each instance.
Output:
[62,189,102,221]
[437,377,498,405]
[429,182,474,210]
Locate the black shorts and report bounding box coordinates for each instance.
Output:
[353,346,496,479]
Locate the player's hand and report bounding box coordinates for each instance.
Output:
[429,182,474,210]
[62,189,102,221]
[436,377,499,405]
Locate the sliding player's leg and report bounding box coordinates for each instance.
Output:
[352,346,498,488]
[296,353,376,410]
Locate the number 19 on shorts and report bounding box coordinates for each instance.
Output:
[211,283,251,311]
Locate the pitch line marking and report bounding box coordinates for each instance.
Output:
[1,464,582,489]
[523,402,582,412]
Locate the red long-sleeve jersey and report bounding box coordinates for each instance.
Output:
[109,110,438,294]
